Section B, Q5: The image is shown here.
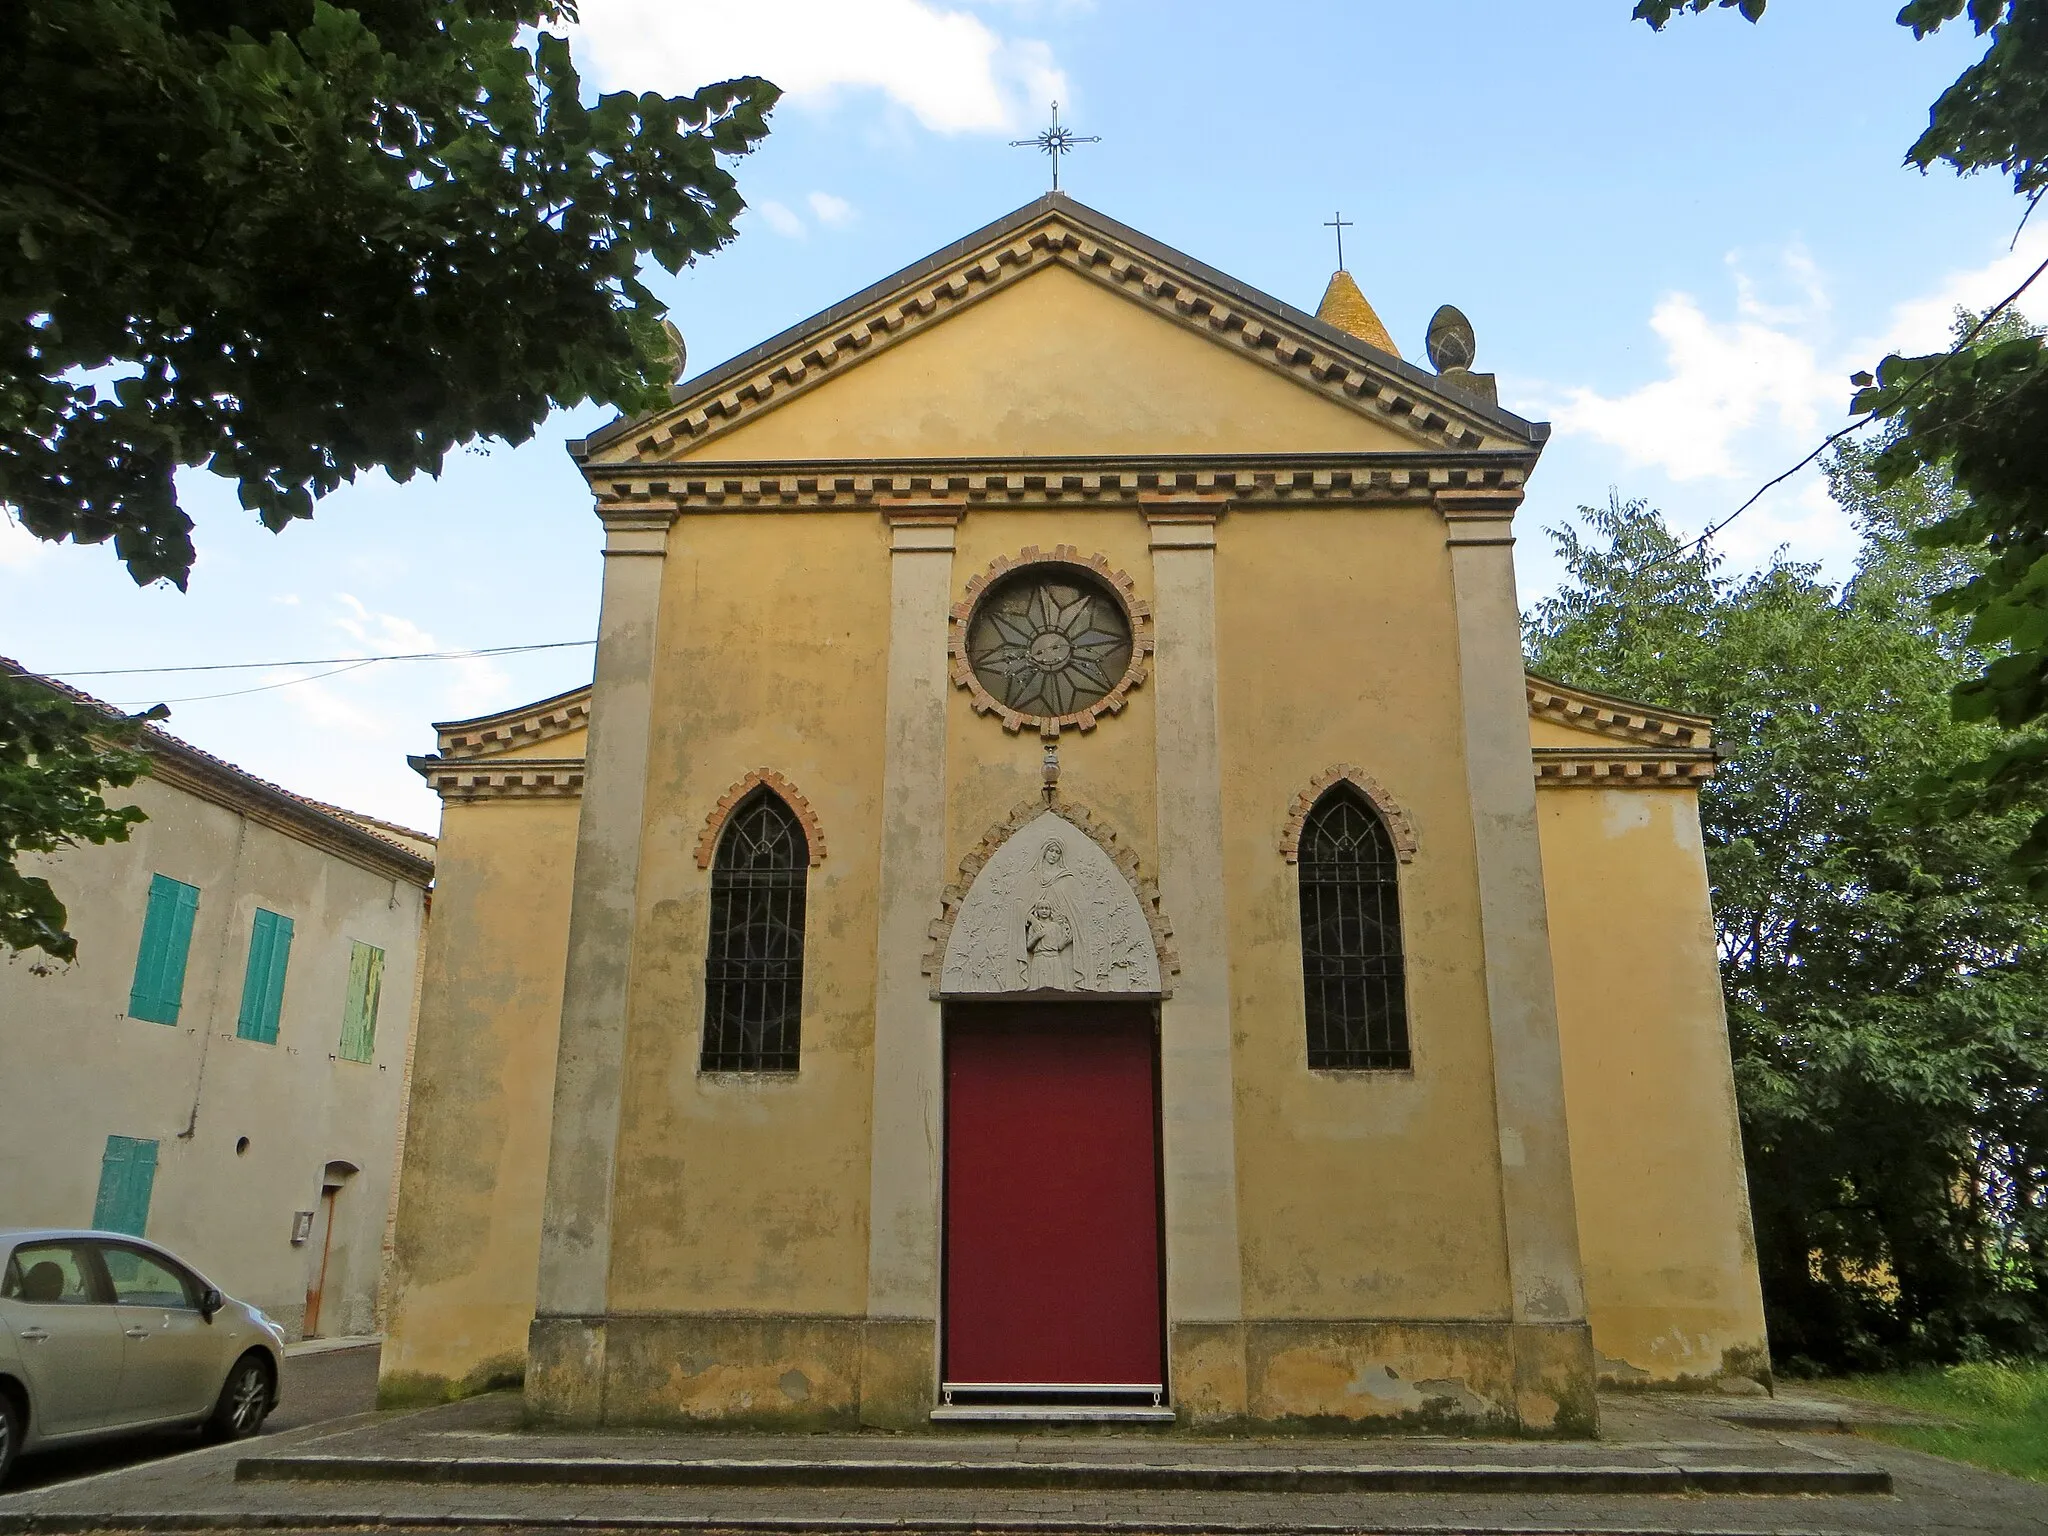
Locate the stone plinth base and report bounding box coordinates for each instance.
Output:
[524,1313,1596,1436]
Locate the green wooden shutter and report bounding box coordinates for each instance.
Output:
[128,875,200,1025]
[338,941,384,1062]
[92,1135,159,1237]
[236,909,292,1043]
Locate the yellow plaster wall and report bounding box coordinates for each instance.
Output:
[680,264,1417,463]
[381,795,579,1390]
[1216,504,1513,1320]
[1529,716,1608,749]
[607,511,890,1315]
[945,511,1161,880]
[489,727,590,761]
[1537,784,1769,1382]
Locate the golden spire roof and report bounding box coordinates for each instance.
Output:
[1315,269,1398,356]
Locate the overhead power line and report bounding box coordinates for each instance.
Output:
[50,638,595,678]
[1657,251,2048,569]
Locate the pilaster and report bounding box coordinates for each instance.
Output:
[1144,499,1246,1414]
[527,507,670,1422]
[862,504,961,1424]
[1441,487,1595,1431]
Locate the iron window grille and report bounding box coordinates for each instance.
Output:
[1298,784,1410,1070]
[701,789,809,1072]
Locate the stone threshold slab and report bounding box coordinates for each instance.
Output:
[0,1515,1866,1536]
[234,1453,1892,1496]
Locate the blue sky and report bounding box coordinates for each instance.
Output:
[5,0,2041,830]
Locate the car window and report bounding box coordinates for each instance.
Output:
[0,1242,102,1305]
[98,1243,198,1309]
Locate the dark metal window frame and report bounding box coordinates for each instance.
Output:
[1297,783,1410,1071]
[701,787,809,1073]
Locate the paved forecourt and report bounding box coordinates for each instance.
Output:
[1,1391,2044,1536]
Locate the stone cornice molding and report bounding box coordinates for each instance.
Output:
[1525,672,1717,790]
[1525,673,1714,752]
[1279,765,1419,865]
[695,769,828,869]
[1533,748,1716,788]
[410,755,587,803]
[585,452,1531,520]
[949,545,1154,736]
[433,686,592,760]
[923,794,1178,999]
[578,202,1543,469]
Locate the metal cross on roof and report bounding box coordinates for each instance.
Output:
[1011,101,1100,193]
[1325,211,1354,272]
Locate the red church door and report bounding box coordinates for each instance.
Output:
[943,1003,1164,1398]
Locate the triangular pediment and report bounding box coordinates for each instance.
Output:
[577,196,1546,469]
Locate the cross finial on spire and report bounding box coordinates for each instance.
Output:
[1011,102,1100,193]
[1325,211,1354,272]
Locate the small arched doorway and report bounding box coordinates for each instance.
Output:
[302,1160,358,1339]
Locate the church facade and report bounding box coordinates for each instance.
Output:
[381,196,1767,1433]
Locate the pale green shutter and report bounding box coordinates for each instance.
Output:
[338,941,384,1062]
[236,909,292,1043]
[128,875,199,1025]
[92,1135,159,1236]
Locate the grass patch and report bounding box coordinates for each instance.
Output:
[1824,1362,2048,1484]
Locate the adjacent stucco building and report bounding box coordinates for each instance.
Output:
[0,668,434,1340]
[382,196,1768,1432]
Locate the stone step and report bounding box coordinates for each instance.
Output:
[0,1515,1853,1536]
[236,1452,1892,1497]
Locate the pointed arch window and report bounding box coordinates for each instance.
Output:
[702,789,809,1072]
[1298,785,1409,1070]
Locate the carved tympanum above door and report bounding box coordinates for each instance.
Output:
[937,809,1164,996]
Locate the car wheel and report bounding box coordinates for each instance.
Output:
[204,1353,273,1442]
[0,1387,20,1488]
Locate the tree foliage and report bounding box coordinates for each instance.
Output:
[1856,314,2048,889]
[1633,0,2048,892]
[1528,480,2048,1370]
[2,2,777,957]
[2,0,777,587]
[0,667,160,962]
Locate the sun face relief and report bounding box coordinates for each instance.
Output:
[964,566,1136,723]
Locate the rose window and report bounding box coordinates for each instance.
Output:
[959,562,1142,731]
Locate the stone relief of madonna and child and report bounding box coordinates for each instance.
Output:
[939,811,1162,995]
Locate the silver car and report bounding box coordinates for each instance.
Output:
[0,1229,285,1484]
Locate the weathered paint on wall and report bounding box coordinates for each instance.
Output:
[381,788,580,1390]
[1,775,425,1340]
[1217,505,1512,1323]
[1537,783,1770,1384]
[605,513,889,1321]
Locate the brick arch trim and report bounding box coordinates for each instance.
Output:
[695,770,828,869]
[1279,765,1418,865]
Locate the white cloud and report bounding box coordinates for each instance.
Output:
[808,191,857,228]
[1871,227,2048,357]
[1518,230,2048,591]
[566,0,1067,134]
[753,199,807,239]
[1546,250,1839,483]
[1545,232,2048,492]
[328,593,510,717]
